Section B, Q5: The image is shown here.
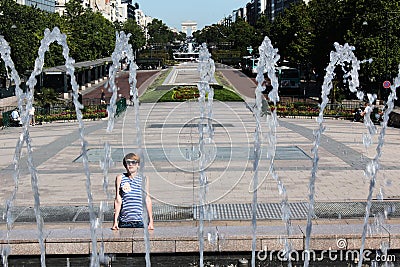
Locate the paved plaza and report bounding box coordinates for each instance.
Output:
[2,101,400,207]
[1,64,400,208]
[1,63,400,258]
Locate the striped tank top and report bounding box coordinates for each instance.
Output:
[119,173,143,223]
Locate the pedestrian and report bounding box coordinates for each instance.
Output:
[261,76,273,95]
[100,89,106,105]
[78,92,83,106]
[10,108,22,126]
[29,106,35,126]
[129,89,135,106]
[112,153,154,230]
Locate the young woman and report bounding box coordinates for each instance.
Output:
[112,153,154,230]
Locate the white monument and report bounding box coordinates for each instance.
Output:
[181,21,197,36]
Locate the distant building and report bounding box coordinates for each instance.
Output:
[135,9,152,28]
[269,0,308,21]
[232,7,246,22]
[55,0,137,22]
[118,0,137,22]
[135,9,153,44]
[246,0,267,26]
[234,0,309,24]
[181,21,197,36]
[16,0,55,12]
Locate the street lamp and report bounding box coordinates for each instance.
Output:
[246,46,256,73]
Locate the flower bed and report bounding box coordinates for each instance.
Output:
[270,103,354,119]
[36,108,107,123]
[171,86,200,100]
[157,85,243,102]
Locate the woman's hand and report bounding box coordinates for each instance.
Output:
[148,221,154,230]
[111,223,119,230]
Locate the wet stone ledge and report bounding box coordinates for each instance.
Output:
[0,224,398,256]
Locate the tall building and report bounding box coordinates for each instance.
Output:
[269,0,307,21]
[232,7,246,22]
[118,0,136,22]
[233,0,308,24]
[16,0,55,12]
[134,9,153,44]
[245,0,267,26]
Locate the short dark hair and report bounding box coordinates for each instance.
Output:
[123,153,140,168]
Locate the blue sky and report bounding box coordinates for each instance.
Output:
[138,0,249,31]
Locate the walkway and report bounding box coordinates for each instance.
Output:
[219,68,256,100]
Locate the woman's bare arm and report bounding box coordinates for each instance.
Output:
[146,176,154,230]
[112,174,122,230]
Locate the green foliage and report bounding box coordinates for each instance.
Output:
[193,24,230,47]
[192,0,400,99]
[193,19,254,58]
[34,87,63,108]
[147,18,175,45]
[140,85,243,103]
[213,87,243,101]
[228,18,255,55]
[63,0,116,62]
[271,2,313,65]
[344,0,400,85]
[0,0,49,74]
[122,18,146,51]
[0,0,118,76]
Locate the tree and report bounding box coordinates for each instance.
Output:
[193,24,229,46]
[63,0,115,62]
[307,0,346,78]
[0,0,50,74]
[228,18,255,56]
[254,15,273,46]
[146,18,174,46]
[344,0,400,97]
[64,0,85,20]
[122,18,146,52]
[34,87,62,109]
[272,3,313,66]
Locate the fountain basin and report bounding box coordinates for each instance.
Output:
[1,220,400,256]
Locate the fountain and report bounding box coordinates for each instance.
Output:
[197,43,215,267]
[253,36,293,267]
[173,37,200,62]
[1,25,400,267]
[0,27,100,267]
[304,42,366,267]
[0,33,25,267]
[0,27,152,267]
[302,42,397,267]
[100,30,151,267]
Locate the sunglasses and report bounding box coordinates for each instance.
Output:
[126,160,139,165]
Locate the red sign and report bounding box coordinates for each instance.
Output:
[383,80,391,89]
